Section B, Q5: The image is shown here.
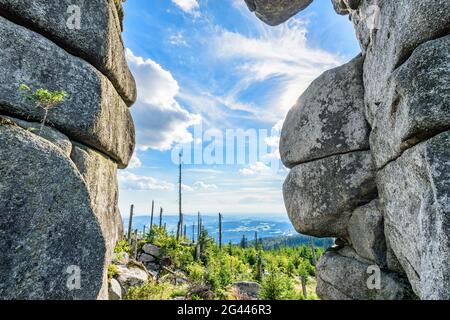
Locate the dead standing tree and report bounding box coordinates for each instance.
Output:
[218,213,223,250]
[127,204,134,243]
[176,153,183,241]
[150,200,154,234]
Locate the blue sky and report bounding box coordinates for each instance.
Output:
[118,0,360,217]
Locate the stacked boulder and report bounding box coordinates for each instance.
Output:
[246,0,449,299]
[0,0,136,299]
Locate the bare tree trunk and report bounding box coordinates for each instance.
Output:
[310,237,317,266]
[150,200,154,234]
[159,207,163,228]
[197,212,201,242]
[219,213,222,250]
[127,204,134,243]
[133,230,138,259]
[301,275,308,299]
[176,153,183,241]
[39,107,49,134]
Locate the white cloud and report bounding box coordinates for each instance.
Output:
[118,171,174,191]
[169,32,188,47]
[193,181,218,190]
[128,152,142,169]
[171,0,200,16]
[239,162,272,176]
[212,19,343,122]
[126,49,201,151]
[186,168,222,174]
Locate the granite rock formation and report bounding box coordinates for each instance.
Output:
[0,0,136,299]
[248,0,450,299]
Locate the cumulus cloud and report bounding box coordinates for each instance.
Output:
[118,171,174,190]
[126,49,201,151]
[171,0,200,16]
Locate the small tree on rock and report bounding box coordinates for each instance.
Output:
[19,84,67,134]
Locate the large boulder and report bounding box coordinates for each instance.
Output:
[347,200,386,266]
[0,120,105,299]
[283,150,377,238]
[3,115,72,157]
[139,253,156,264]
[280,55,369,168]
[70,143,123,299]
[232,281,261,300]
[316,250,416,300]
[0,16,135,168]
[116,265,148,295]
[244,0,313,26]
[0,0,136,105]
[70,143,123,257]
[108,278,122,300]
[369,35,450,168]
[350,0,450,125]
[378,131,450,299]
[142,243,162,257]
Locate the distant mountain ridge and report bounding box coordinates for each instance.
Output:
[123,214,330,246]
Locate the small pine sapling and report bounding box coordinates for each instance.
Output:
[19,84,68,134]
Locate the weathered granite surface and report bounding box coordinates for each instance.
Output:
[0,121,105,299]
[283,151,377,238]
[317,250,416,300]
[369,35,450,168]
[0,16,135,168]
[0,0,137,105]
[0,1,136,299]
[256,0,450,300]
[280,55,369,168]
[244,0,313,26]
[378,131,450,299]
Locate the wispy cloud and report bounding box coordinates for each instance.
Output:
[211,19,343,122]
[171,0,200,16]
[193,181,218,190]
[239,162,272,176]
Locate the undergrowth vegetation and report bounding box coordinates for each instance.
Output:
[116,227,323,300]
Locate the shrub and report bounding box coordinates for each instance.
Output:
[125,281,175,300]
[19,84,67,134]
[114,239,132,254]
[259,267,296,300]
[107,264,119,280]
